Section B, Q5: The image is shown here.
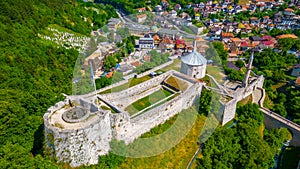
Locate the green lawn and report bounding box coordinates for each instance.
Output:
[181,26,195,35]
[279,147,300,169]
[160,59,181,72]
[206,65,225,84]
[125,88,173,115]
[100,75,151,94]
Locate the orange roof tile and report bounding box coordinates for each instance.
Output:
[161,36,173,44]
[285,8,294,12]
[153,35,160,41]
[295,77,300,85]
[138,7,146,11]
[137,14,147,18]
[105,72,114,78]
[276,34,298,39]
[230,38,242,42]
[131,61,140,67]
[222,32,234,38]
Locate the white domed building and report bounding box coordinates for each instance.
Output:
[180,41,207,79]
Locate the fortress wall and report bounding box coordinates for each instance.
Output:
[231,76,265,102]
[101,71,174,101]
[44,104,112,167]
[113,85,162,109]
[221,98,237,125]
[80,60,173,98]
[80,79,129,98]
[117,83,203,144]
[136,60,174,78]
[123,73,136,80]
[221,76,265,126]
[173,72,199,84]
[110,112,131,141]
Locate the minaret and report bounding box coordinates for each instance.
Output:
[242,52,254,88]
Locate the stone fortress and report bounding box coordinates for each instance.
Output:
[43,42,265,167]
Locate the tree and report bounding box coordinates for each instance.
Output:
[95,77,112,89]
[116,27,130,39]
[272,103,287,117]
[101,25,110,33]
[104,55,117,71]
[235,59,244,68]
[197,103,286,169]
[198,89,212,116]
[227,69,244,81]
[108,30,114,43]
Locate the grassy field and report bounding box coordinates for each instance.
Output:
[125,88,173,115]
[206,65,225,84]
[181,26,195,35]
[279,147,300,169]
[116,111,207,169]
[100,75,151,94]
[160,59,181,72]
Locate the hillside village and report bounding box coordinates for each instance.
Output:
[84,0,300,87]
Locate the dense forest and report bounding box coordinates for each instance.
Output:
[0,0,116,167]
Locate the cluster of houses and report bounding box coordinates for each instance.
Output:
[206,6,300,40]
[87,0,300,82]
[133,0,300,39]
[219,33,299,61]
[137,33,193,52]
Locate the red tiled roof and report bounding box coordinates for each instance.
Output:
[240,41,248,47]
[262,41,274,45]
[262,35,272,40]
[175,39,186,45]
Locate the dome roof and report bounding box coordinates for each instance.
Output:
[181,41,207,66]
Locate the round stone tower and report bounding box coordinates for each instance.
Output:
[180,41,207,79]
[43,99,112,167]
